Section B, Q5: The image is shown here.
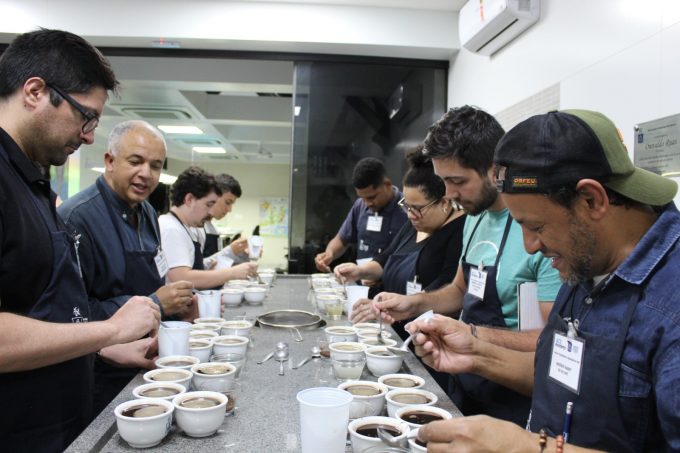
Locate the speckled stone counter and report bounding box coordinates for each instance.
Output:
[66,275,461,452]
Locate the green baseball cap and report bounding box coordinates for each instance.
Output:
[494,109,677,206]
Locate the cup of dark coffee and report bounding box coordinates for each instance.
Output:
[348,415,410,453]
[155,355,200,370]
[385,388,438,418]
[133,382,187,401]
[172,391,227,437]
[115,398,174,448]
[338,380,388,418]
[377,373,425,391]
[395,405,452,429]
[143,368,193,389]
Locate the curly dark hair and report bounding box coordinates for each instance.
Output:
[423,105,504,176]
[0,28,118,103]
[352,157,386,189]
[170,166,222,207]
[403,145,445,201]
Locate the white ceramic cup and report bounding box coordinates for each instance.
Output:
[158,321,192,357]
[197,290,222,318]
[297,387,353,453]
[345,285,369,319]
[115,398,174,448]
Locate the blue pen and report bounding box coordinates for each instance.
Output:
[562,401,573,443]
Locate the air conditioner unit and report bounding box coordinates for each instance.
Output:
[458,0,539,56]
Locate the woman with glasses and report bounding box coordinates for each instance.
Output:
[335,146,466,325]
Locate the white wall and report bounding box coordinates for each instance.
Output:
[448,0,680,153]
[166,161,291,270]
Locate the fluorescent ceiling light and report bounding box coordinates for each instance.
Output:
[157,125,204,134]
[294,105,301,116]
[193,146,227,154]
[90,166,176,184]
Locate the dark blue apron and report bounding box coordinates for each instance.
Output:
[382,228,419,294]
[170,211,205,271]
[356,211,395,261]
[92,178,164,417]
[530,280,642,451]
[203,228,220,257]
[450,213,532,426]
[0,147,93,453]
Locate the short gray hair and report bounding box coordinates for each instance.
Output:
[108,120,166,156]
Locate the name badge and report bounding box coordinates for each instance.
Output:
[155,249,169,278]
[406,280,422,295]
[366,215,383,232]
[468,268,487,299]
[356,257,373,266]
[548,331,585,394]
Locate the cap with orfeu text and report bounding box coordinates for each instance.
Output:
[494,109,677,206]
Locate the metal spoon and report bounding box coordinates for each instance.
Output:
[386,310,435,356]
[257,351,274,365]
[275,349,289,376]
[293,346,321,369]
[377,426,418,449]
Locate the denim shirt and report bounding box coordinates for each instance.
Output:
[58,176,161,320]
[558,203,680,450]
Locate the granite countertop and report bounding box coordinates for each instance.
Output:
[66,275,461,452]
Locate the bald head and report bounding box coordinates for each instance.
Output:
[103,120,167,207]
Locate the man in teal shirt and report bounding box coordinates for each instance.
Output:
[366,106,561,425]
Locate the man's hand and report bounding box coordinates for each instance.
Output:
[408,315,476,374]
[108,296,160,343]
[314,251,333,273]
[419,415,534,453]
[334,262,360,282]
[349,297,378,323]
[371,292,418,323]
[155,281,193,316]
[229,237,248,256]
[98,337,158,369]
[229,262,258,280]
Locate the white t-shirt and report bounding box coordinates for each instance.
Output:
[159,213,198,269]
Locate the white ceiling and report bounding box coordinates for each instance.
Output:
[81,0,466,168]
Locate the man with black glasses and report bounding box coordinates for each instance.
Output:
[0,29,160,452]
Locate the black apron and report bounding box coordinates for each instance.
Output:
[451,213,532,426]
[203,227,220,258]
[91,179,164,417]
[170,211,204,271]
[530,281,641,451]
[382,228,419,294]
[0,147,93,453]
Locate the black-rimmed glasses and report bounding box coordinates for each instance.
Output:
[398,197,439,218]
[47,84,99,134]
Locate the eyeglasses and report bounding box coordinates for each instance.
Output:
[398,197,439,218]
[47,83,99,134]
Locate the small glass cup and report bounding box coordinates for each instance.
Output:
[332,357,366,382]
[325,301,344,320]
[209,353,245,378]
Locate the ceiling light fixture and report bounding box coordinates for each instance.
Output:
[193,146,227,154]
[158,125,204,135]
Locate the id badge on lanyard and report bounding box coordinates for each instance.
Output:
[468,263,487,299]
[406,276,422,295]
[155,248,169,278]
[366,213,383,232]
[548,322,585,394]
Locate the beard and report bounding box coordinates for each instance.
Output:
[561,215,597,286]
[464,177,498,216]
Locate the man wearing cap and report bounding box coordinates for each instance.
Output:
[410,109,680,451]
[363,106,561,426]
